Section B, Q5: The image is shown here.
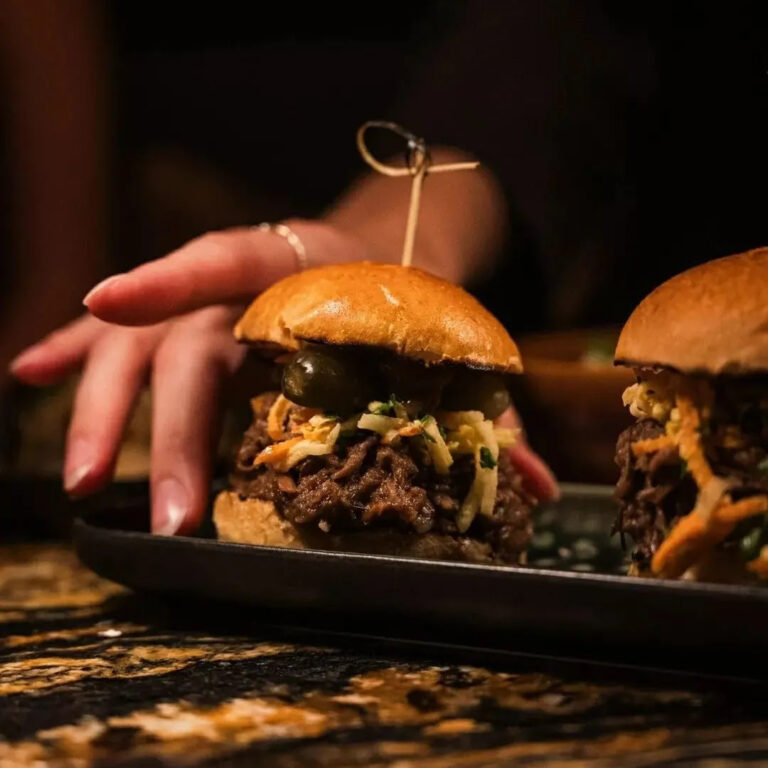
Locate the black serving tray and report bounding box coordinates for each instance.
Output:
[74,484,768,681]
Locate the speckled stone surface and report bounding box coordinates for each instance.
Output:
[2,543,768,767]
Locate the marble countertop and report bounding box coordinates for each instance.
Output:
[2,541,768,767]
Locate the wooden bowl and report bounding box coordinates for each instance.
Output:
[511,329,635,483]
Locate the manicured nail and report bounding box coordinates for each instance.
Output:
[83,274,124,306]
[153,477,188,536]
[64,438,96,493]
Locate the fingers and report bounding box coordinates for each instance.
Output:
[64,324,166,496]
[496,407,560,503]
[507,445,561,503]
[83,228,301,326]
[9,315,105,386]
[150,307,244,535]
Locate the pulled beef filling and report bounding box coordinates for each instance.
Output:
[614,420,696,564]
[231,393,533,562]
[615,381,768,566]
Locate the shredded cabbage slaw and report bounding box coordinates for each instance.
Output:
[251,395,519,532]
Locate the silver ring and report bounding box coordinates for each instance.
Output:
[255,222,308,271]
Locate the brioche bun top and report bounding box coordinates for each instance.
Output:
[235,262,522,373]
[615,247,768,375]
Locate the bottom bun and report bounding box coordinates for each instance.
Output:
[213,491,524,565]
[213,492,305,549]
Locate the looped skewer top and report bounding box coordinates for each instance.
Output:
[356,121,480,267]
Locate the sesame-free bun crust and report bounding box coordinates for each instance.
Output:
[615,247,768,375]
[235,262,522,374]
[213,491,522,564]
[213,493,305,549]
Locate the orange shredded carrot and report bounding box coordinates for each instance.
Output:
[650,395,719,577]
[715,495,768,524]
[286,406,320,435]
[650,391,768,579]
[252,437,302,467]
[397,424,422,437]
[652,513,735,578]
[631,435,675,456]
[675,395,713,488]
[267,394,292,441]
[653,495,768,578]
[651,512,725,578]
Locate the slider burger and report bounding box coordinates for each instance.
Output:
[214,262,535,563]
[614,247,768,580]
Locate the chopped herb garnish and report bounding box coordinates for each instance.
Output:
[373,395,400,416]
[679,459,690,478]
[480,447,497,470]
[323,413,340,421]
[759,457,768,475]
[740,520,768,561]
[418,415,436,441]
[438,424,447,439]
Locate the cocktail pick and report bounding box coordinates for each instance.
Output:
[356,121,479,268]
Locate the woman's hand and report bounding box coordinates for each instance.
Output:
[10,221,373,535]
[12,308,243,535]
[495,408,559,503]
[10,219,558,536]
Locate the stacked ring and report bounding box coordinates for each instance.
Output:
[255,222,309,271]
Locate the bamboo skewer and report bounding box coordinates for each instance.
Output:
[356,121,479,268]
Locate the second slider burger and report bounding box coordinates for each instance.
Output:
[214,261,536,563]
[614,247,768,580]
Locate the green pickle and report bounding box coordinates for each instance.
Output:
[440,370,510,419]
[281,345,375,414]
[282,346,510,419]
[379,357,451,412]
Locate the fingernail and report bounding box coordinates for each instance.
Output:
[83,274,124,306]
[64,438,96,493]
[9,345,45,373]
[153,477,188,536]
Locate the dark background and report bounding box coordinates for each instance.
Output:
[1,1,766,340]
[109,0,768,333]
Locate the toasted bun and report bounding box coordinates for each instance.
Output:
[213,491,522,564]
[213,492,306,549]
[615,247,768,375]
[234,262,521,374]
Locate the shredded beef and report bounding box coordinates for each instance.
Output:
[332,436,377,480]
[230,392,533,562]
[614,420,696,565]
[615,382,768,567]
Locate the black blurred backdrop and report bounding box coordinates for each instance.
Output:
[109,2,451,283]
[17,1,768,335]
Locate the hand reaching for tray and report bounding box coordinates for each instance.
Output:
[10,221,366,535]
[10,220,559,536]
